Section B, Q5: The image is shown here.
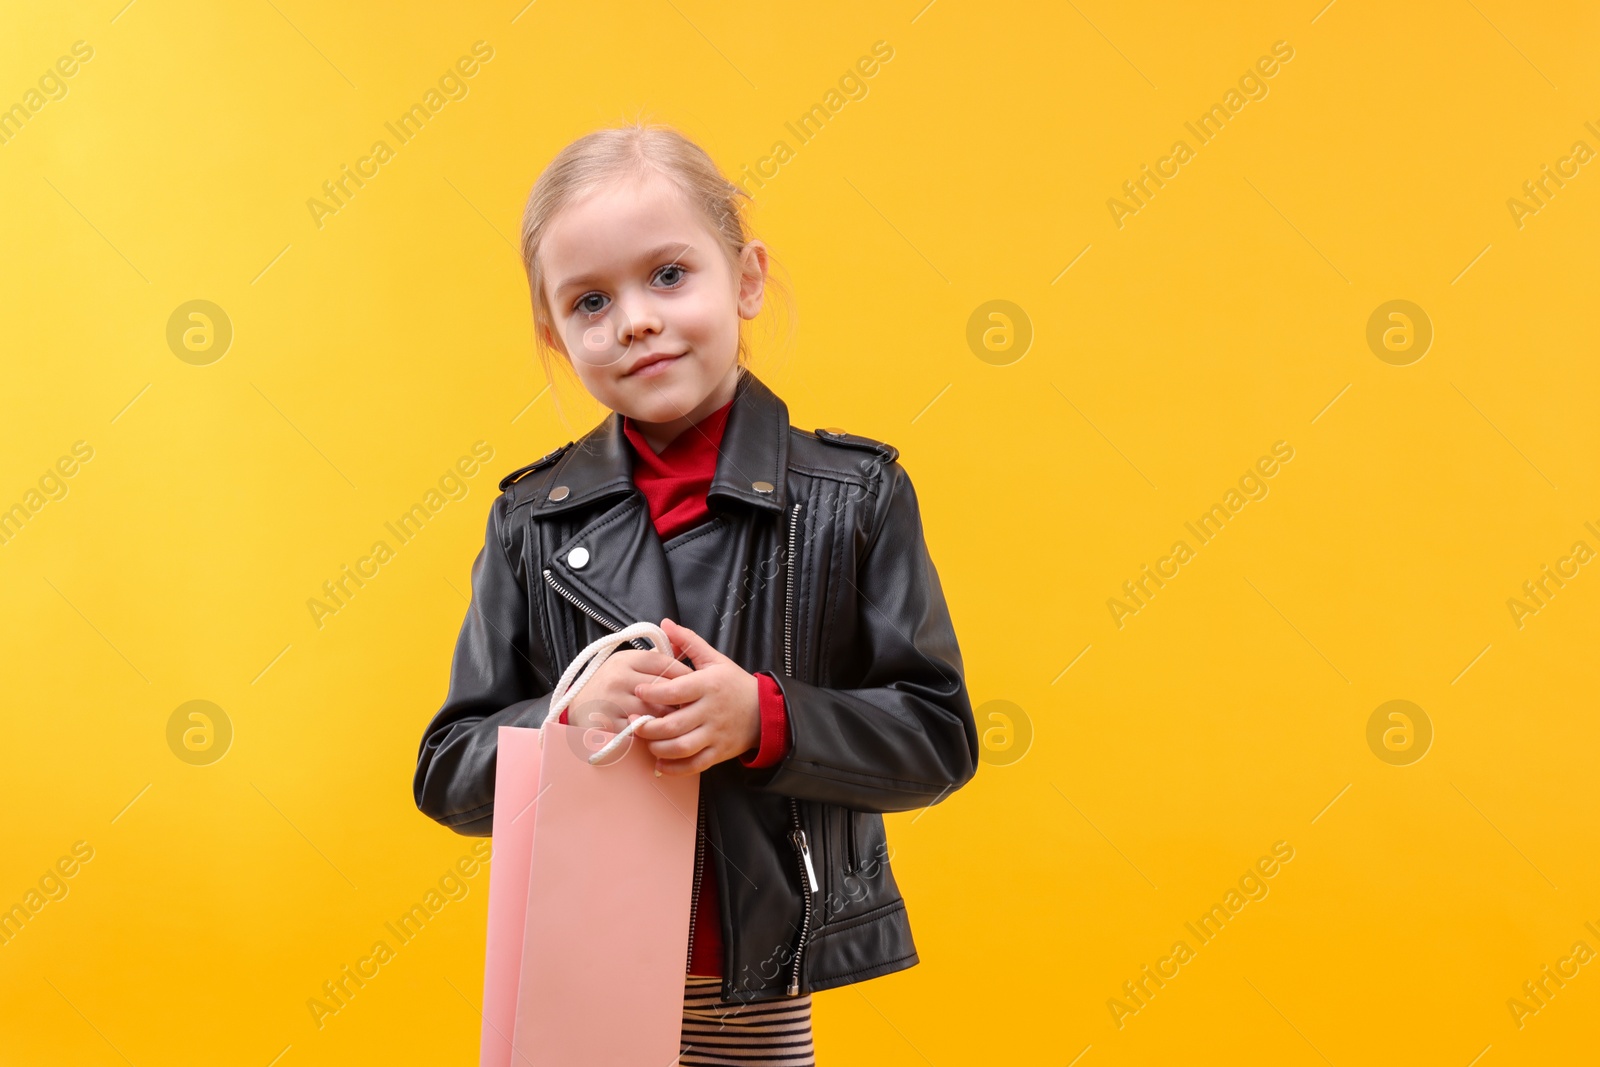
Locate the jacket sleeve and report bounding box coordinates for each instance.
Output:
[413,493,554,837]
[746,459,978,813]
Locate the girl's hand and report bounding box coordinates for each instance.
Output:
[631,619,760,776]
[566,648,692,733]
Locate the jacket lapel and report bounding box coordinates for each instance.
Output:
[532,366,791,634]
[546,494,680,634]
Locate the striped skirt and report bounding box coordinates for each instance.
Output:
[680,976,816,1065]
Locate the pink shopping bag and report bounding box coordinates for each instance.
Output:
[480,622,701,1067]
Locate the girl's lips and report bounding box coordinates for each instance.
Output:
[630,354,681,378]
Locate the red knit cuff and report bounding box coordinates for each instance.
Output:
[739,672,790,768]
[556,707,568,726]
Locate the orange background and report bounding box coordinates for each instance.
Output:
[2,1,1597,1063]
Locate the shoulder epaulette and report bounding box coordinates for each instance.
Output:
[498,441,573,491]
[813,426,899,463]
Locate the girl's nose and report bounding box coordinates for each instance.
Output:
[615,291,663,348]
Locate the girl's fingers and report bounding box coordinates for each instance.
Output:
[634,709,702,742]
[661,619,730,670]
[620,650,691,679]
[624,655,694,687]
[644,723,716,760]
[642,660,693,683]
[653,752,713,777]
[634,672,708,706]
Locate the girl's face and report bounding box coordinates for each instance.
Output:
[538,173,767,451]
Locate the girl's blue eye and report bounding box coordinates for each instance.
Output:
[572,264,685,317]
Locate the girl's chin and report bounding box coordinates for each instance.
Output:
[621,374,697,409]
[611,359,736,419]
[616,389,690,424]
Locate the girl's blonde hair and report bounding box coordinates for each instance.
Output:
[519,120,795,417]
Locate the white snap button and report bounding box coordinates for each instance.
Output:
[567,546,590,569]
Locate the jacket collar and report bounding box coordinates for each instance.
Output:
[531,365,791,517]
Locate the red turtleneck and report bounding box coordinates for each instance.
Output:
[555,394,791,978]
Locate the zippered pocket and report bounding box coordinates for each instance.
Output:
[845,809,858,873]
[819,804,856,922]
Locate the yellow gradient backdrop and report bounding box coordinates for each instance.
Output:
[2,1,1597,1063]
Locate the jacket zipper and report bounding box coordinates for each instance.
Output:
[783,503,802,676]
[781,501,814,998]
[542,569,625,633]
[543,566,711,979]
[787,797,819,996]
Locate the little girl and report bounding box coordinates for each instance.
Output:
[414,122,979,1065]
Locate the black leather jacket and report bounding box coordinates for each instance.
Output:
[413,367,978,1004]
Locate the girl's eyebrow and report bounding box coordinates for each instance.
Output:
[552,241,695,299]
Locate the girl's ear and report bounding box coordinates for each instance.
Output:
[539,321,563,354]
[736,241,768,321]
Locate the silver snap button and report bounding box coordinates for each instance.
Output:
[548,485,570,501]
[567,546,590,569]
[751,480,774,494]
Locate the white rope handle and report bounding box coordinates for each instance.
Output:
[543,621,673,765]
